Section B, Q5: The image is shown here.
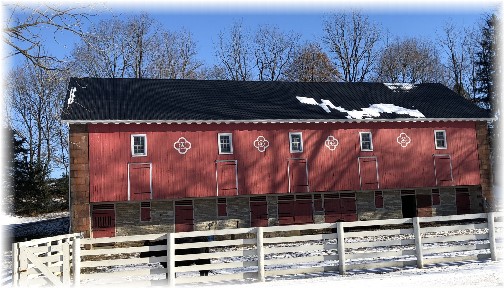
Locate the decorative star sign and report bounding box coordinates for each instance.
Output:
[253,136,270,152]
[397,132,411,148]
[325,136,339,151]
[174,137,192,154]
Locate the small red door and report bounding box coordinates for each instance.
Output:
[359,157,379,190]
[129,163,151,201]
[340,194,357,221]
[250,197,268,227]
[288,159,309,193]
[217,161,238,196]
[456,189,471,215]
[91,204,116,238]
[294,198,313,224]
[175,201,194,232]
[324,194,342,223]
[278,196,295,225]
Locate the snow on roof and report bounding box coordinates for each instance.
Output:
[384,83,416,91]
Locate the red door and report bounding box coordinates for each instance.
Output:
[91,204,116,238]
[434,155,453,186]
[250,197,268,227]
[340,193,357,221]
[288,159,309,193]
[278,196,295,225]
[416,194,433,217]
[294,198,313,224]
[129,163,151,201]
[359,157,379,190]
[175,201,194,232]
[324,194,342,223]
[217,161,238,196]
[456,189,471,215]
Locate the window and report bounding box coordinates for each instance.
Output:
[140,202,151,222]
[434,130,447,149]
[131,134,147,156]
[217,198,227,217]
[360,132,373,151]
[289,132,303,153]
[218,133,233,154]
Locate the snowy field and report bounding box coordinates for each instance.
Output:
[1,212,503,287]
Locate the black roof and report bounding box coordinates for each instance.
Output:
[61,78,490,122]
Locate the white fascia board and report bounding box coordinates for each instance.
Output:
[62,117,495,125]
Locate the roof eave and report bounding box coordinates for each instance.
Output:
[61,118,495,125]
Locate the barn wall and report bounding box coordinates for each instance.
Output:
[87,121,482,202]
[115,201,174,236]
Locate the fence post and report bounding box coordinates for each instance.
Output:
[337,222,346,275]
[72,236,81,286]
[413,217,424,268]
[12,242,19,287]
[256,227,265,282]
[167,233,176,287]
[487,212,497,261]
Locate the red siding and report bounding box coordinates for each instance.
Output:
[129,163,151,200]
[88,122,482,202]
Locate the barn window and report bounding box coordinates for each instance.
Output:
[217,198,227,217]
[218,133,233,154]
[131,134,147,156]
[289,132,303,153]
[434,130,447,149]
[375,191,384,208]
[359,132,373,151]
[140,202,151,222]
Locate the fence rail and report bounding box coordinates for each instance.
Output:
[12,212,503,287]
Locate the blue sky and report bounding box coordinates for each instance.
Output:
[7,2,499,69]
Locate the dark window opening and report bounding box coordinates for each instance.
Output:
[432,189,440,205]
[218,198,227,217]
[375,191,384,208]
[401,193,417,218]
[140,202,151,222]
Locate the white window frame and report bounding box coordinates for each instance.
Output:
[359,132,373,151]
[218,133,233,154]
[131,134,147,156]
[289,132,303,153]
[434,130,447,149]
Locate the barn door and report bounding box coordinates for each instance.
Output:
[340,193,357,221]
[129,163,152,201]
[294,195,313,224]
[456,188,471,215]
[324,193,342,223]
[433,155,453,186]
[278,195,295,225]
[216,160,238,196]
[250,196,268,227]
[358,157,379,190]
[416,194,433,217]
[92,204,116,238]
[175,200,194,232]
[288,158,309,193]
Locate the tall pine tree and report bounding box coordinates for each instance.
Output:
[475,14,497,111]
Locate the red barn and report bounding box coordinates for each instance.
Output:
[61,78,493,238]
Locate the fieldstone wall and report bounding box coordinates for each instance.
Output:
[69,124,91,237]
[220,197,250,229]
[469,185,485,213]
[475,122,493,210]
[356,190,402,220]
[267,196,279,226]
[436,187,457,216]
[194,198,218,231]
[115,201,174,236]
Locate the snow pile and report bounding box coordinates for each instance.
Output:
[384,83,416,91]
[295,96,425,119]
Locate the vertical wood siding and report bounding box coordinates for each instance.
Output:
[88,122,481,202]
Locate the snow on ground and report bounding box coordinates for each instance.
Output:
[2,212,69,225]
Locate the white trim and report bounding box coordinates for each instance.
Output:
[131,134,147,157]
[359,132,373,151]
[218,133,234,154]
[287,158,309,193]
[62,117,495,125]
[434,130,448,149]
[289,132,303,153]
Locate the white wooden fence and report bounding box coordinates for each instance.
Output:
[12,212,503,287]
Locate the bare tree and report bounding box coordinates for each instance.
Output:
[125,13,157,78]
[70,17,130,78]
[147,29,203,79]
[439,22,472,98]
[375,38,448,84]
[284,42,340,82]
[3,3,94,70]
[253,25,300,81]
[323,11,381,82]
[215,20,253,81]
[7,61,69,176]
